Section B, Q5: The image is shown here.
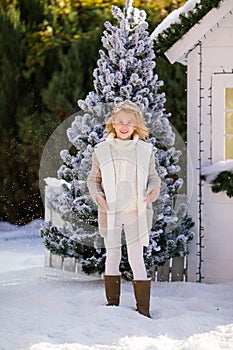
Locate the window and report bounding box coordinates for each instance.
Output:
[225,88,233,160]
[212,74,233,162]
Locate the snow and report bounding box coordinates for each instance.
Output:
[151,0,201,40]
[1,220,233,350]
[201,160,233,183]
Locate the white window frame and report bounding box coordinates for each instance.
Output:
[212,73,233,162]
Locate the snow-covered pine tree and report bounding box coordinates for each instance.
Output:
[40,0,194,279]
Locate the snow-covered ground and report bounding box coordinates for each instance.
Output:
[0,220,233,350]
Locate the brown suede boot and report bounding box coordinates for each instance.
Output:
[104,275,121,306]
[133,279,151,318]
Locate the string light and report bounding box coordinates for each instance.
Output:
[197,42,205,283]
[202,171,233,198]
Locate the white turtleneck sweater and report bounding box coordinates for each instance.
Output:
[108,136,139,213]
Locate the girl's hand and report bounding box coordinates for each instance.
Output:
[95,194,109,210]
[144,187,160,203]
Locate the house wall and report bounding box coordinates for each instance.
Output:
[187,12,233,282]
[186,46,201,282]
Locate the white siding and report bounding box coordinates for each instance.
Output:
[187,11,233,282]
[186,47,201,282]
[202,186,233,283]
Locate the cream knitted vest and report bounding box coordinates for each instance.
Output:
[108,136,138,213]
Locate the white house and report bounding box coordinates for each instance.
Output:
[151,0,233,283]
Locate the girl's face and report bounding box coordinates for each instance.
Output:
[113,110,136,140]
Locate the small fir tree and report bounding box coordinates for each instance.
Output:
[40,0,194,279]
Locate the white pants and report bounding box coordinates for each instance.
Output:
[104,211,148,280]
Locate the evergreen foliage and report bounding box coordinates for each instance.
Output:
[154,0,224,54]
[40,1,194,279]
[0,0,109,223]
[0,0,187,224]
[156,56,187,141]
[201,162,233,198]
[204,171,233,198]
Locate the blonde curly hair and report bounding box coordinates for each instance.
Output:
[105,100,149,140]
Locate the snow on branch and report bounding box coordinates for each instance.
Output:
[201,160,233,183]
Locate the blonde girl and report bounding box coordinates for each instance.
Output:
[87,100,161,317]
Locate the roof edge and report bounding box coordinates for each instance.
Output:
[164,0,233,64]
[151,0,224,59]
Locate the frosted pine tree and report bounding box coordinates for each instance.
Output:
[40,0,194,278]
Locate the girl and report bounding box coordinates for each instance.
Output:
[87,100,161,317]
